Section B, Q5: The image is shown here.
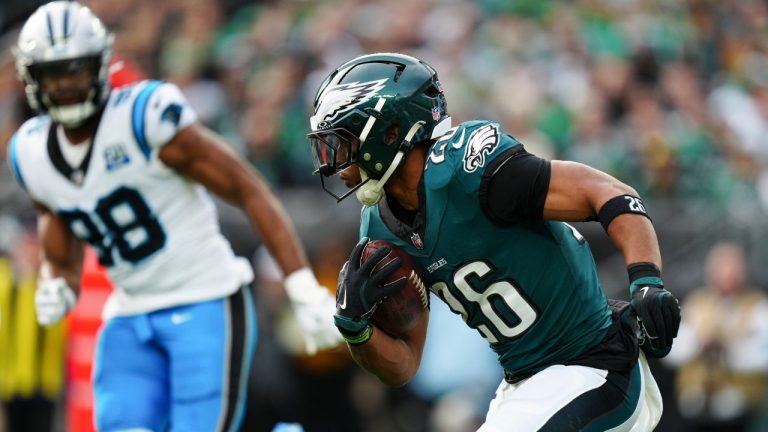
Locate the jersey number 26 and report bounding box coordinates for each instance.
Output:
[431,260,539,344]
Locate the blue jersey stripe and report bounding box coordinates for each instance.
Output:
[8,133,27,190]
[131,80,162,160]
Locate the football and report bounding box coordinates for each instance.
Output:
[361,240,429,337]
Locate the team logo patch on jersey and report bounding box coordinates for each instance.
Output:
[463,124,500,173]
[161,103,183,126]
[104,144,131,171]
[314,79,388,124]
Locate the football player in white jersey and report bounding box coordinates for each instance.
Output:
[7,2,341,431]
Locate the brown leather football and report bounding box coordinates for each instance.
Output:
[361,240,429,337]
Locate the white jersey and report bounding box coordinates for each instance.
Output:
[8,80,253,318]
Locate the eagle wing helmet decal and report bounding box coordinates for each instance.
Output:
[314,78,388,127]
[463,124,500,173]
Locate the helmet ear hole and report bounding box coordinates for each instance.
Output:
[383,124,400,145]
[423,83,441,97]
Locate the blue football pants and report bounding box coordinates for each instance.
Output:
[93,286,257,432]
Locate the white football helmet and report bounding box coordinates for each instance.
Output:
[14,1,114,127]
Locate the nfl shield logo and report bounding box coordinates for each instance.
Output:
[431,107,441,121]
[410,232,424,250]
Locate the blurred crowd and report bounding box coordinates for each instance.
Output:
[4,0,768,213]
[1,0,768,431]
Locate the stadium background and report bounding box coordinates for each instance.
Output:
[0,0,767,431]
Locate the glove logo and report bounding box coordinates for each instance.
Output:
[338,284,347,310]
[640,286,649,298]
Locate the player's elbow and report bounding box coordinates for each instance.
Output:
[612,181,639,197]
[376,353,421,387]
[583,166,641,208]
[374,368,416,388]
[592,166,639,197]
[353,352,420,388]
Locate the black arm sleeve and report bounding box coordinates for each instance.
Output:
[478,146,551,225]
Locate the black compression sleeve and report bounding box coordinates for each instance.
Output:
[479,146,551,225]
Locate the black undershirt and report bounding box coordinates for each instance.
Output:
[479,145,552,225]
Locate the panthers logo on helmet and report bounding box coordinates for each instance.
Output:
[463,124,499,173]
[314,79,388,124]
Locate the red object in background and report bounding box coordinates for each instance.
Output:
[65,58,143,432]
[65,248,112,432]
[108,54,145,88]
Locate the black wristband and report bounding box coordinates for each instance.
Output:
[627,262,661,283]
[597,195,651,232]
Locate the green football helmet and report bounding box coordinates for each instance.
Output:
[308,53,451,205]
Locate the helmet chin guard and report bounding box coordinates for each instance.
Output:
[43,90,99,127]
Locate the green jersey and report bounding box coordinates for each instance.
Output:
[360,120,612,375]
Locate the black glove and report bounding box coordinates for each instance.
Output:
[334,237,406,344]
[630,272,681,358]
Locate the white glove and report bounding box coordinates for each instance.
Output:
[35,277,77,326]
[284,268,343,355]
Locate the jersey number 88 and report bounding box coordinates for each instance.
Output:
[59,186,167,266]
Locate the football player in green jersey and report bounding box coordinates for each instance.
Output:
[308,53,680,431]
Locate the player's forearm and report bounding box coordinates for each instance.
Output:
[40,255,83,294]
[348,327,420,387]
[241,185,308,276]
[553,163,661,268]
[37,206,85,293]
[160,126,310,275]
[606,214,662,269]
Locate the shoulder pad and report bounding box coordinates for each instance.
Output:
[130,80,198,156]
[427,120,509,171]
[8,115,51,193]
[426,120,523,190]
[16,115,51,140]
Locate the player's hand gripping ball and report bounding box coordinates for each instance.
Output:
[360,240,429,336]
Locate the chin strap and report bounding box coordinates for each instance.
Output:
[356,151,404,206]
[356,120,426,206]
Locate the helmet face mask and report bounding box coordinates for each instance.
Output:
[29,56,100,108]
[309,128,360,177]
[14,1,114,127]
[310,127,379,202]
[309,53,451,203]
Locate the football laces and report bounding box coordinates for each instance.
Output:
[409,270,429,309]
